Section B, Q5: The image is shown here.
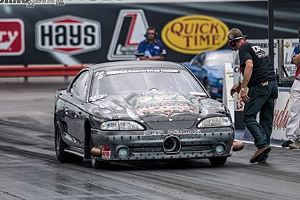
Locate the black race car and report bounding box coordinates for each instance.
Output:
[54,61,234,168]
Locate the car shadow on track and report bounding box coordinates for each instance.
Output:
[74,158,229,171]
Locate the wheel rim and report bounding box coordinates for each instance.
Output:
[90,138,96,166]
[91,156,96,166]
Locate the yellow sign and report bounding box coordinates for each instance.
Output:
[162,15,229,54]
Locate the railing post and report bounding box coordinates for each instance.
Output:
[64,64,68,82]
[268,0,274,67]
[24,64,28,83]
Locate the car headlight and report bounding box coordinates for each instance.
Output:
[100,120,145,131]
[197,117,232,128]
[218,78,223,84]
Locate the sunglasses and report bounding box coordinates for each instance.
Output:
[228,39,236,48]
[147,32,155,35]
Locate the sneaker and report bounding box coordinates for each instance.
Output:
[232,140,244,152]
[282,140,293,147]
[250,146,271,163]
[288,142,300,149]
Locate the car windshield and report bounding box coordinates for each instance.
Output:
[204,52,233,66]
[90,68,205,98]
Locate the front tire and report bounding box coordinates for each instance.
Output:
[209,157,227,167]
[91,155,102,169]
[90,138,108,169]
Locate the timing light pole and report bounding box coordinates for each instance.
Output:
[268,0,274,67]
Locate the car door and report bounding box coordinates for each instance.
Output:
[64,70,90,148]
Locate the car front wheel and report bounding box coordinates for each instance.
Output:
[90,138,109,169]
[209,157,227,167]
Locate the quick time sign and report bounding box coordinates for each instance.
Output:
[0,19,24,56]
[36,15,101,55]
[162,15,228,54]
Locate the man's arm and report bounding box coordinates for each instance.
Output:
[147,55,165,60]
[292,53,300,65]
[138,56,151,60]
[152,41,166,60]
[241,59,253,89]
[135,42,145,60]
[240,59,253,103]
[230,82,241,96]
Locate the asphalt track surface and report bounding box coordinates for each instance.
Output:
[0,82,299,200]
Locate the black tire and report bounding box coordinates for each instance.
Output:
[209,157,227,167]
[55,124,82,163]
[55,125,68,163]
[91,155,102,169]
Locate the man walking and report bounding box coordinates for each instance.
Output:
[284,28,300,149]
[228,28,278,163]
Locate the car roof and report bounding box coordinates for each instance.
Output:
[204,49,234,55]
[86,61,186,71]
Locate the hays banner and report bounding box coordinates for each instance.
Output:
[0,1,299,65]
[36,15,101,55]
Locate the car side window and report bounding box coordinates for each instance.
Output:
[192,53,205,67]
[191,55,200,65]
[70,71,89,102]
[197,53,205,66]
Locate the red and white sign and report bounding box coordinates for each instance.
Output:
[36,15,101,55]
[107,9,149,60]
[102,150,111,160]
[0,19,24,56]
[272,88,291,141]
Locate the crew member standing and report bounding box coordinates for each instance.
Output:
[285,27,300,149]
[228,28,278,163]
[135,27,167,60]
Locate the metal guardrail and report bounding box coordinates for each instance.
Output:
[0,65,85,78]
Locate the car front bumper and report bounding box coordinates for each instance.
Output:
[91,127,234,161]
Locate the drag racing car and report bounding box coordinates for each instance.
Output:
[54,61,234,169]
[182,50,238,100]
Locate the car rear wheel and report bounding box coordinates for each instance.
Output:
[55,124,82,163]
[209,157,227,167]
[55,125,68,163]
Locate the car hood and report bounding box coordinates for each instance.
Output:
[202,64,225,78]
[89,91,228,128]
